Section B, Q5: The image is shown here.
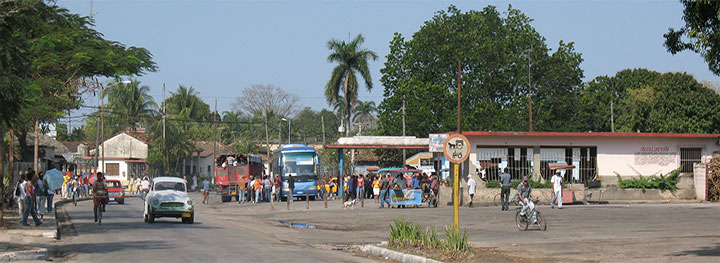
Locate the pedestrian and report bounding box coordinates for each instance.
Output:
[274,175,281,202]
[499,168,512,211]
[253,176,262,203]
[36,172,49,220]
[140,176,150,199]
[237,177,246,203]
[411,173,420,189]
[263,176,272,202]
[379,175,391,208]
[135,178,141,195]
[551,171,563,209]
[287,175,295,202]
[467,174,476,207]
[372,176,380,203]
[14,173,26,220]
[203,178,211,204]
[21,172,42,226]
[329,178,336,199]
[63,167,74,199]
[356,175,364,199]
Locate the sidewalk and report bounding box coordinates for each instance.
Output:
[1,205,58,239]
[0,198,68,261]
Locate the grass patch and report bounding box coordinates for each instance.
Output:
[616,167,681,191]
[388,217,471,260]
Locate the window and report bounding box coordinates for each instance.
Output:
[207,165,211,173]
[680,148,702,173]
[105,163,119,176]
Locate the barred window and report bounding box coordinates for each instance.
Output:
[680,148,701,173]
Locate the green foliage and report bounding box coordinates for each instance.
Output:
[377,5,584,145]
[442,226,470,252]
[388,217,469,252]
[664,1,720,75]
[485,181,501,188]
[233,140,258,155]
[616,168,682,191]
[325,34,378,136]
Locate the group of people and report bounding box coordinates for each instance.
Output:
[128,176,151,199]
[317,172,440,209]
[238,174,282,204]
[61,167,89,200]
[13,169,48,226]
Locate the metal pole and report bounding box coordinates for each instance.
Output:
[402,95,406,163]
[306,192,309,209]
[33,119,38,173]
[529,98,533,132]
[288,119,291,144]
[321,116,326,146]
[213,99,217,184]
[454,59,462,233]
[162,84,166,176]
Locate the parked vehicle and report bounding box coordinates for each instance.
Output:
[215,154,263,202]
[105,180,125,204]
[144,177,194,224]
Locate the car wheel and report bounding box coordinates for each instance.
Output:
[118,200,124,205]
[147,208,155,223]
[144,213,148,223]
[187,216,194,224]
[221,196,231,203]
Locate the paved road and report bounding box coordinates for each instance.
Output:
[58,195,372,262]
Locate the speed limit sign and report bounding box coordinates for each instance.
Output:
[443,134,470,163]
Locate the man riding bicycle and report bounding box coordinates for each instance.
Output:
[517,176,537,224]
[93,172,108,222]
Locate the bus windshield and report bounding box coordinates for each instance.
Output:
[282,152,315,175]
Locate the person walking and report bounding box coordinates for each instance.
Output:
[202,178,211,204]
[274,175,281,202]
[14,173,26,220]
[263,176,272,202]
[356,175,364,200]
[21,173,42,226]
[253,176,262,203]
[499,168,512,211]
[379,175,391,208]
[36,172,49,220]
[372,176,380,203]
[467,174,476,207]
[287,175,295,203]
[551,171,563,209]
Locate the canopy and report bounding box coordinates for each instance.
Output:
[548,163,576,170]
[365,166,380,172]
[388,169,424,174]
[44,168,64,191]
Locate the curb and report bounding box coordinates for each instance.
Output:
[0,247,48,262]
[54,197,91,240]
[360,244,441,263]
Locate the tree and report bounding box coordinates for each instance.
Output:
[576,68,720,133]
[664,1,720,75]
[106,79,158,131]
[376,5,583,163]
[325,34,378,136]
[352,100,377,123]
[166,85,211,121]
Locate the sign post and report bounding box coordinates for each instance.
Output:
[443,133,470,232]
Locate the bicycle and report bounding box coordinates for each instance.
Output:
[94,191,108,225]
[515,204,547,231]
[493,189,519,207]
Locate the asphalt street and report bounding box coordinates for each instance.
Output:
[57,195,373,262]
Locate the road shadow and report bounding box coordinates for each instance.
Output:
[667,244,720,257]
[52,240,174,256]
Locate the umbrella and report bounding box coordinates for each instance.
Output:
[44,168,64,191]
[88,173,98,185]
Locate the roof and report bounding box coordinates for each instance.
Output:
[152,176,185,183]
[109,130,151,144]
[325,136,429,149]
[277,144,316,153]
[26,133,71,154]
[59,141,95,153]
[192,141,232,157]
[461,131,720,138]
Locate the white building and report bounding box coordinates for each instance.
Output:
[94,131,149,185]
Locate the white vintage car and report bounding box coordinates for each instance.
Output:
[143,177,194,224]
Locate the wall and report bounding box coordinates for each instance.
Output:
[467,135,718,178]
[99,133,148,159]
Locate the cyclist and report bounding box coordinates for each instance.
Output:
[140,176,150,200]
[93,172,108,222]
[517,176,537,224]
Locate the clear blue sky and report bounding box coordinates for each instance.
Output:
[58,0,714,119]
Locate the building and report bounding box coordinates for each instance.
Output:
[92,131,150,185]
[458,131,718,186]
[182,141,232,178]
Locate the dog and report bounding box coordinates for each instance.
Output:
[343,199,358,210]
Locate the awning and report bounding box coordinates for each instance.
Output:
[548,163,576,170]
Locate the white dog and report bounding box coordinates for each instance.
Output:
[343,199,358,210]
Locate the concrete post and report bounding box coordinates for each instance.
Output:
[533,146,541,181]
[338,149,344,199]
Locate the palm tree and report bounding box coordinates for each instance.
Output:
[325,34,378,136]
[107,79,157,130]
[352,100,377,123]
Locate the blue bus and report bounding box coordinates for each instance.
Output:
[271,144,319,200]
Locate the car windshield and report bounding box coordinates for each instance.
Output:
[154,182,186,191]
[105,181,122,188]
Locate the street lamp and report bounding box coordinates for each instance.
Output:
[99,79,131,174]
[281,118,290,144]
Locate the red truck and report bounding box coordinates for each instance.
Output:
[215,154,264,202]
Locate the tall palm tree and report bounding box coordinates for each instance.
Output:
[107,79,157,130]
[325,34,378,136]
[352,100,377,123]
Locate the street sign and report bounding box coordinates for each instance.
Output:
[429,134,449,152]
[443,134,470,163]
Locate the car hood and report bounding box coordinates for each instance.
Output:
[153,190,190,203]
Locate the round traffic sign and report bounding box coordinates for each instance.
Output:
[443,134,470,163]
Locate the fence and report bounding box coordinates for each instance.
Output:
[479,155,597,183]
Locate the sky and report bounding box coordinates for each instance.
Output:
[57,0,716,126]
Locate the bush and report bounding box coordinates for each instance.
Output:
[616,168,681,191]
[485,181,500,188]
[389,217,470,252]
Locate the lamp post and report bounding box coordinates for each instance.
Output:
[281,118,290,144]
[99,80,130,174]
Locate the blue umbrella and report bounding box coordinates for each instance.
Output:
[45,168,64,191]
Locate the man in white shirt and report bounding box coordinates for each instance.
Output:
[551,171,563,209]
[467,175,476,207]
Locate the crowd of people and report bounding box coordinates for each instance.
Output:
[315,171,440,209]
[12,166,85,227]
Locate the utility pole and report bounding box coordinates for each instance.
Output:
[100,84,105,174]
[33,119,38,173]
[528,98,533,132]
[278,119,282,144]
[212,99,217,183]
[321,116,326,146]
[402,95,406,163]
[610,99,615,132]
[162,83,166,176]
[287,119,291,144]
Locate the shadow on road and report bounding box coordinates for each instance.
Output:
[53,240,174,255]
[667,244,720,257]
